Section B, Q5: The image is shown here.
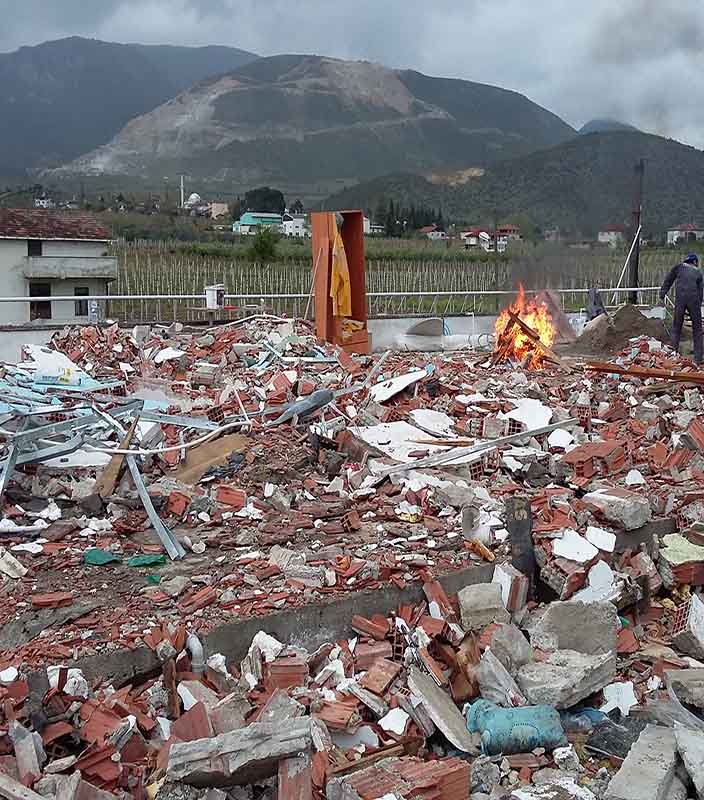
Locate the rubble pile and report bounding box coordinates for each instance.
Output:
[1,316,704,797]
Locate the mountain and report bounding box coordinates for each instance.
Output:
[579,118,639,135]
[0,37,258,174]
[324,131,704,235]
[58,54,576,183]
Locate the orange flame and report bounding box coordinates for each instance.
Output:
[494,285,556,369]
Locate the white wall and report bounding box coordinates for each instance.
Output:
[0,239,111,323]
[0,240,31,323]
[51,278,109,321]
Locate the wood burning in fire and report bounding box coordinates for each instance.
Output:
[493,285,558,369]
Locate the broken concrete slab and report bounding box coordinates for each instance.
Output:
[659,534,704,589]
[667,669,704,709]
[211,692,250,735]
[8,720,44,788]
[511,779,596,799]
[407,666,479,754]
[605,724,677,800]
[458,583,510,631]
[528,601,618,656]
[257,689,305,725]
[166,718,312,787]
[583,488,652,531]
[674,724,704,799]
[489,624,533,675]
[0,771,47,800]
[516,650,616,709]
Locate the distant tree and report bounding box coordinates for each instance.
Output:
[244,187,285,214]
[247,227,279,262]
[291,198,304,214]
[229,197,243,220]
[374,197,387,227]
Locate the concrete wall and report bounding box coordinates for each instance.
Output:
[62,562,495,687]
[42,241,108,257]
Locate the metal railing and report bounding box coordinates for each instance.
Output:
[0,286,663,325]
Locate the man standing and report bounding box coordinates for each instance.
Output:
[660,252,703,365]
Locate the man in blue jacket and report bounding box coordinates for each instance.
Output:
[660,252,703,365]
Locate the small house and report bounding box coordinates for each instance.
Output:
[282,213,310,238]
[598,224,626,247]
[0,209,116,324]
[667,223,704,246]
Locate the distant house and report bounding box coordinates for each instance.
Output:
[667,223,704,246]
[460,228,485,248]
[544,227,561,242]
[419,224,447,241]
[496,224,521,241]
[369,224,385,235]
[282,213,310,238]
[232,212,284,236]
[33,197,55,209]
[0,208,116,324]
[598,224,626,247]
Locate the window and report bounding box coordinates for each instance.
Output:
[29,282,51,320]
[27,240,42,257]
[74,287,89,317]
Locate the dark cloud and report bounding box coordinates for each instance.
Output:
[590,0,704,64]
[0,0,702,147]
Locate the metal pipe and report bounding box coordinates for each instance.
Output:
[185,632,205,674]
[0,287,662,303]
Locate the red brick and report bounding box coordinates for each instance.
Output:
[215,485,247,509]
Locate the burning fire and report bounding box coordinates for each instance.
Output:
[494,284,556,369]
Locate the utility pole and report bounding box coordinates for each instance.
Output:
[628,159,645,304]
[179,175,185,209]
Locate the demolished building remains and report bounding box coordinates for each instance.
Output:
[1,273,704,798]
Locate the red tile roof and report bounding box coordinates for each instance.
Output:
[673,223,703,232]
[0,208,110,241]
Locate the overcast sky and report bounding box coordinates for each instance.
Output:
[2,0,703,147]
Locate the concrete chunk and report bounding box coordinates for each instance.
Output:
[666,669,704,708]
[583,488,651,531]
[458,583,509,631]
[605,724,677,800]
[674,724,704,799]
[516,650,616,710]
[407,666,479,754]
[166,718,312,787]
[511,778,596,799]
[529,601,618,656]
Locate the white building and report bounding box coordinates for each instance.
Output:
[0,209,117,324]
[667,223,704,246]
[33,197,55,209]
[598,224,626,247]
[282,213,310,238]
